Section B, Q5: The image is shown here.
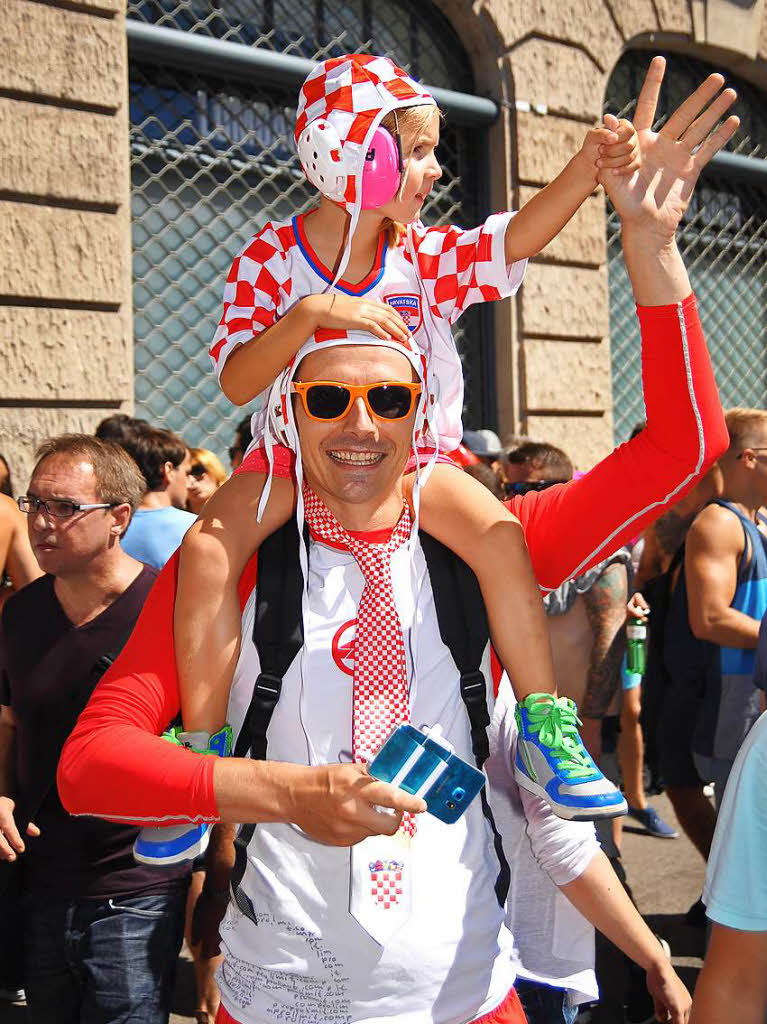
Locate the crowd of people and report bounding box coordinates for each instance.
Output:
[2,403,764,1024]
[0,46,762,1024]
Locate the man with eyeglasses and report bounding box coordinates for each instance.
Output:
[0,434,190,1024]
[502,442,573,497]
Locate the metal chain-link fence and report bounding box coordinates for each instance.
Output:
[128,0,472,91]
[605,51,767,443]
[128,0,491,465]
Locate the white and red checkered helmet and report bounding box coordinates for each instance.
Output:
[295,54,435,215]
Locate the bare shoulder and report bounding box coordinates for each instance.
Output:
[0,493,19,524]
[687,503,744,554]
[0,493,19,545]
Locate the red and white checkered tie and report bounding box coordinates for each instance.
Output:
[303,487,415,836]
[303,487,418,943]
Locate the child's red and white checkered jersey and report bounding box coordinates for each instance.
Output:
[209,211,526,451]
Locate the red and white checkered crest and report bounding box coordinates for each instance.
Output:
[369,858,405,909]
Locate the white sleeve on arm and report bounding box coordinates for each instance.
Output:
[704,711,767,930]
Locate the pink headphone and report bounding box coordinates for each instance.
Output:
[297,118,404,209]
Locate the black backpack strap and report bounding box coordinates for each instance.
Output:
[419,531,510,908]
[231,520,306,924]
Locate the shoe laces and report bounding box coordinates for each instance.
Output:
[523,694,595,778]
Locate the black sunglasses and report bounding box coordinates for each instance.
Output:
[188,464,207,479]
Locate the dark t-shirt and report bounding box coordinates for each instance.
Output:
[0,566,188,899]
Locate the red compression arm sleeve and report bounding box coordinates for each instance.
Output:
[510,295,727,590]
[58,553,220,825]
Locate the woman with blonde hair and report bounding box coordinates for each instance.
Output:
[186,448,227,516]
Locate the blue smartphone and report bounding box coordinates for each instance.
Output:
[368,724,485,824]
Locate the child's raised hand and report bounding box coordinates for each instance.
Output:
[305,292,411,344]
[597,113,641,176]
[577,115,640,179]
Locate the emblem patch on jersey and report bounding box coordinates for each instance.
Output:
[369,858,404,909]
[332,619,356,676]
[386,293,422,334]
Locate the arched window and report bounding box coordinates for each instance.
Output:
[127,0,491,462]
[605,51,767,442]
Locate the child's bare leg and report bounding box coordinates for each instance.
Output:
[415,464,557,700]
[175,473,295,733]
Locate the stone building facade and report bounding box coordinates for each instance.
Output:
[1,0,766,487]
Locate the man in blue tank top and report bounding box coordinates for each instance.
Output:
[686,407,767,806]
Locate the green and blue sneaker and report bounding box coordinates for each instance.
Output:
[514,694,627,821]
[133,724,232,867]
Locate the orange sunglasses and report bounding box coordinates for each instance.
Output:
[291,381,422,422]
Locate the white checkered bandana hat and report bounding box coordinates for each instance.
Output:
[303,485,417,838]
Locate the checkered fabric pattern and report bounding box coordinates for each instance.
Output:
[407,217,508,325]
[303,486,416,836]
[208,209,521,455]
[369,860,404,909]
[294,54,434,212]
[208,222,295,369]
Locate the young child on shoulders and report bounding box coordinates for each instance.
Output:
[135,53,640,865]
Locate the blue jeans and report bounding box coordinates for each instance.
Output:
[23,883,188,1024]
[515,979,578,1024]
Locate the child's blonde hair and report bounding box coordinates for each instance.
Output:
[381,104,441,248]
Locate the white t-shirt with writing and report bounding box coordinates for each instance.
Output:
[218,531,597,1023]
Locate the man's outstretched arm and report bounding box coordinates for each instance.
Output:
[562,851,691,1024]
[513,59,737,590]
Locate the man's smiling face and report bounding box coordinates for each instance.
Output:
[294,344,419,530]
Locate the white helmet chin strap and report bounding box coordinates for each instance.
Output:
[325,105,389,292]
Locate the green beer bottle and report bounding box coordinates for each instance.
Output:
[626,616,647,676]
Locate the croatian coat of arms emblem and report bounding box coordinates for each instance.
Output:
[369,858,405,909]
[385,294,422,334]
